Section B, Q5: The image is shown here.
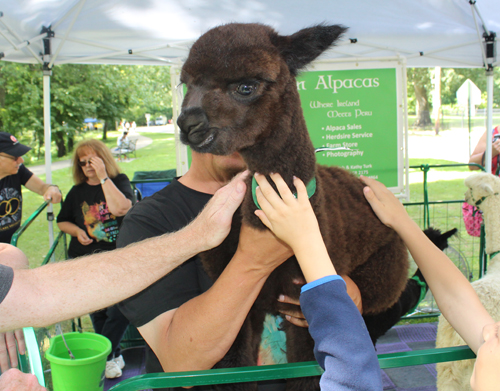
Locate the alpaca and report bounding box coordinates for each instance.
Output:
[436,172,500,390]
[177,23,409,390]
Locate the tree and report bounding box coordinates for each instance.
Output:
[0,62,174,159]
[407,68,433,128]
[0,62,44,157]
[125,65,172,125]
[90,65,133,140]
[51,65,96,156]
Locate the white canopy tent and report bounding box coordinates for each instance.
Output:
[0,0,498,240]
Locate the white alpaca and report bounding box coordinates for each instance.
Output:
[436,172,500,390]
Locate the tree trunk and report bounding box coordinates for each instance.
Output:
[412,83,433,128]
[68,135,74,152]
[54,131,67,157]
[102,121,108,140]
[433,67,442,135]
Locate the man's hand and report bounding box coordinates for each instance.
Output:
[190,170,249,251]
[0,330,25,372]
[277,275,363,326]
[236,224,293,275]
[43,185,62,204]
[0,368,46,390]
[277,276,308,327]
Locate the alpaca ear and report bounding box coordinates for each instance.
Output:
[479,182,495,195]
[273,24,347,76]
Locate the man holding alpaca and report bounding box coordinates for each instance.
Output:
[117,150,305,389]
[117,147,403,389]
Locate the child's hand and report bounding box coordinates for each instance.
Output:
[360,175,409,230]
[254,173,321,251]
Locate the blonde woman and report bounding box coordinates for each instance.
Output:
[57,139,133,379]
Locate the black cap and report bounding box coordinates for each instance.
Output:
[0,132,32,157]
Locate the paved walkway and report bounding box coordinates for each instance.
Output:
[28,132,155,176]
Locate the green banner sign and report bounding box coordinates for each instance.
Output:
[297,66,401,188]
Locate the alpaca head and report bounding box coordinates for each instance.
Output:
[464,172,500,212]
[177,23,347,157]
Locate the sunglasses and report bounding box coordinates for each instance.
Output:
[0,153,18,161]
[78,159,93,167]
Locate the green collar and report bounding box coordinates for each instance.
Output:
[251,176,317,210]
[490,250,500,259]
[473,192,499,207]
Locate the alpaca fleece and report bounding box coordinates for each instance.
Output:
[178,23,409,391]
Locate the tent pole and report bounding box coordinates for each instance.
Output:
[485,69,494,174]
[43,70,55,248]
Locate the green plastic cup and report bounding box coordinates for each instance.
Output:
[46,332,112,391]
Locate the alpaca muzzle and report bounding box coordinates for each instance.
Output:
[177,107,212,148]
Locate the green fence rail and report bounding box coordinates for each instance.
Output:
[41,230,68,266]
[10,200,50,247]
[108,346,475,391]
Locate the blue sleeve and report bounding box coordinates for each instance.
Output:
[300,277,382,391]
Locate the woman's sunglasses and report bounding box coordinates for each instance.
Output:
[78,159,92,167]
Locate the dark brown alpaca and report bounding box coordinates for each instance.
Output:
[177,23,409,390]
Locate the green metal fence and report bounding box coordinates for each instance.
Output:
[10,201,69,387]
[403,163,485,316]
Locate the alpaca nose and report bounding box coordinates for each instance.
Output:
[177,107,210,144]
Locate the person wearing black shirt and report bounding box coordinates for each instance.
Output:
[57,139,133,379]
[0,132,61,243]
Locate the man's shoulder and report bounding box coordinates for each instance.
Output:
[118,179,212,246]
[0,167,28,187]
[130,179,211,214]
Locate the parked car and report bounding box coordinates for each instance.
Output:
[155,116,166,126]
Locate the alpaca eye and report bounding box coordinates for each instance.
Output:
[236,82,258,96]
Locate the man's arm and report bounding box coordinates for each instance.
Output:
[139,225,293,373]
[24,175,62,203]
[0,368,46,390]
[0,244,28,270]
[0,245,28,371]
[0,171,248,332]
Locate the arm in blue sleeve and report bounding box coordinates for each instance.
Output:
[300,277,382,391]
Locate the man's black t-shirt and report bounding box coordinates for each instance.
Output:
[0,264,14,304]
[0,165,34,243]
[117,178,286,391]
[57,174,133,258]
[118,178,213,327]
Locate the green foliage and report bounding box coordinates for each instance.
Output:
[0,62,172,159]
[440,67,500,108]
[124,65,172,124]
[406,67,500,117]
